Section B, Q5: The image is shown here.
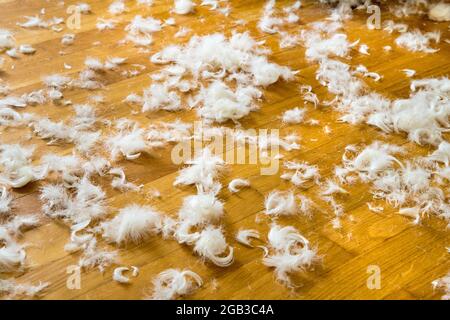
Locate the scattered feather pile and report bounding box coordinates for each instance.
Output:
[148,32,294,122]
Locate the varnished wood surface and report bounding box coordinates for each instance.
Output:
[0,0,449,300]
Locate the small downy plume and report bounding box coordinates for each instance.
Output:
[109,167,142,192]
[342,142,404,181]
[281,161,320,187]
[0,279,49,298]
[358,44,369,55]
[174,148,225,193]
[402,69,416,77]
[281,107,306,124]
[193,81,261,123]
[17,15,64,30]
[0,144,47,188]
[262,223,318,287]
[109,0,127,15]
[0,107,23,127]
[78,237,118,272]
[149,268,202,300]
[40,176,107,223]
[383,20,408,34]
[100,204,162,245]
[19,44,36,54]
[178,192,224,226]
[428,3,450,22]
[193,226,234,267]
[395,29,440,53]
[235,229,260,247]
[96,18,117,31]
[113,266,139,284]
[173,0,195,15]
[228,178,250,193]
[0,187,12,216]
[0,29,16,50]
[61,34,75,46]
[258,0,283,34]
[428,141,450,166]
[125,15,162,47]
[77,3,92,14]
[107,120,164,160]
[265,190,297,216]
[432,272,450,300]
[320,179,348,196]
[353,65,381,82]
[0,224,27,273]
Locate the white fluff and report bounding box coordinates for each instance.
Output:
[150,268,202,300]
[263,224,317,286]
[0,29,15,50]
[0,144,46,188]
[281,161,320,187]
[101,204,162,245]
[402,69,416,77]
[113,266,138,284]
[395,30,440,53]
[149,32,293,122]
[0,187,12,216]
[228,178,250,193]
[265,190,297,216]
[428,3,450,22]
[0,228,26,273]
[96,18,117,31]
[194,81,260,122]
[193,226,234,267]
[258,0,283,34]
[109,167,141,192]
[358,44,369,55]
[40,177,106,223]
[107,122,158,160]
[320,179,348,196]
[19,44,36,54]
[174,148,224,192]
[0,279,49,298]
[178,192,224,226]
[78,238,118,272]
[109,0,126,15]
[77,3,91,14]
[432,272,450,300]
[428,141,450,166]
[342,142,403,180]
[281,107,306,124]
[61,34,75,45]
[173,0,195,15]
[236,229,260,247]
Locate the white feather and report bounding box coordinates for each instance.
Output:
[228,178,250,193]
[150,268,202,300]
[100,204,162,245]
[236,229,260,247]
[193,226,234,267]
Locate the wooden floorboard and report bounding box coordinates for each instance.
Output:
[0,0,449,300]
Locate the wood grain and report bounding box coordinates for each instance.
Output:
[0,0,449,300]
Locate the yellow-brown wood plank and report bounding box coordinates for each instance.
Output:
[0,0,449,300]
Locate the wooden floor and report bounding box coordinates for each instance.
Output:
[0,0,449,300]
